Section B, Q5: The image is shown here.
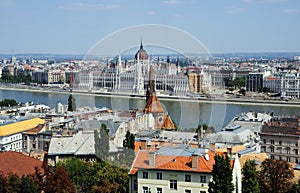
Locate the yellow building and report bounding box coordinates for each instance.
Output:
[0,118,45,152]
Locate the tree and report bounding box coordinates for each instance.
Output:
[259,159,294,193]
[0,99,18,107]
[123,131,135,150]
[20,175,38,193]
[242,160,260,193]
[33,164,76,193]
[208,154,234,193]
[67,94,76,112]
[5,173,21,193]
[94,124,109,160]
[288,179,300,193]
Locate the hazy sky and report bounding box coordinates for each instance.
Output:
[0,0,299,54]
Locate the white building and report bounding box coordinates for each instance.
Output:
[0,118,45,152]
[281,72,300,98]
[129,145,242,193]
[76,42,190,96]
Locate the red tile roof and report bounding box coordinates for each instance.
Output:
[0,151,43,177]
[161,115,175,130]
[129,150,215,175]
[266,77,278,81]
[144,93,165,113]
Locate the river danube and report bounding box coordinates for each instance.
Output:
[0,89,299,131]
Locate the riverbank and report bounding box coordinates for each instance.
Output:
[0,86,300,107]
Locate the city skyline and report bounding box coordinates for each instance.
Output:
[0,0,300,55]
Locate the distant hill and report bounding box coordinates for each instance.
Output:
[1,52,300,61]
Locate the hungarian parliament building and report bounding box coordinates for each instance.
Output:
[74,42,212,96]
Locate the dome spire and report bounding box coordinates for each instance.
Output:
[140,38,143,49]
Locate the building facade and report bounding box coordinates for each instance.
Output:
[261,117,300,163]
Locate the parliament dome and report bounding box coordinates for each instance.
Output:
[135,41,148,60]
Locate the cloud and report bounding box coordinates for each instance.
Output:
[59,3,120,11]
[226,7,248,14]
[283,9,300,14]
[0,0,15,7]
[163,0,181,5]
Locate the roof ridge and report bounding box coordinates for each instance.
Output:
[75,134,93,154]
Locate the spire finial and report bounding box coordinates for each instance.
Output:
[140,38,143,49]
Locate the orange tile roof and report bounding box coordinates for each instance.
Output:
[144,93,164,113]
[129,150,215,174]
[0,151,43,177]
[266,77,278,81]
[161,115,175,130]
[135,141,142,151]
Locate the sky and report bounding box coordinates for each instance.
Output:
[0,0,299,54]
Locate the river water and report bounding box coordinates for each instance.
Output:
[0,89,299,131]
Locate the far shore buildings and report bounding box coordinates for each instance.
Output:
[75,42,211,96]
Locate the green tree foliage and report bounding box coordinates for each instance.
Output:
[0,172,38,193]
[242,160,260,193]
[1,72,14,82]
[0,99,18,107]
[58,158,129,193]
[259,159,294,193]
[6,173,21,193]
[67,94,76,112]
[119,131,136,168]
[208,154,234,193]
[1,72,31,83]
[288,179,300,193]
[0,171,6,193]
[20,175,38,193]
[224,77,245,89]
[94,124,109,160]
[123,131,135,150]
[56,157,96,193]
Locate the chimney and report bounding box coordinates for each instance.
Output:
[149,151,156,166]
[204,149,209,161]
[192,154,198,169]
[227,147,232,157]
[141,139,147,150]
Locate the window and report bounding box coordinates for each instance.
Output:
[157,187,162,193]
[143,172,148,179]
[185,190,191,193]
[133,180,137,191]
[143,186,149,193]
[279,141,282,145]
[271,155,274,160]
[170,179,177,190]
[200,176,206,183]
[270,147,274,152]
[271,140,274,145]
[295,149,298,155]
[287,149,290,154]
[296,158,299,164]
[287,141,290,146]
[157,172,162,180]
[185,174,191,182]
[295,142,298,147]
[263,139,266,144]
[261,147,266,152]
[287,157,291,162]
